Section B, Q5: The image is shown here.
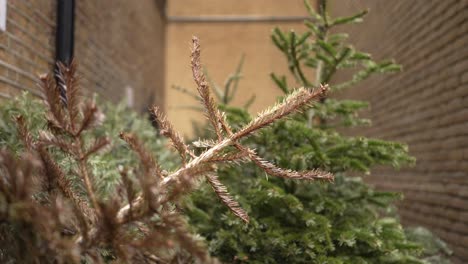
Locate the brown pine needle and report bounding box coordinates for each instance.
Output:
[208,151,249,164]
[39,73,67,130]
[150,106,194,163]
[58,61,80,131]
[191,36,224,141]
[245,147,333,181]
[232,85,329,140]
[82,137,110,160]
[36,146,94,222]
[206,173,250,223]
[119,132,164,179]
[13,115,35,151]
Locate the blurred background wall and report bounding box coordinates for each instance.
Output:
[0,0,165,111]
[330,1,468,262]
[165,0,310,135]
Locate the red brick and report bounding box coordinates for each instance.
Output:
[333,1,468,261]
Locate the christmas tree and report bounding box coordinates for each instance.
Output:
[185,1,452,263]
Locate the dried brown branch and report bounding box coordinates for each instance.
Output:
[208,151,249,164]
[38,71,101,213]
[36,145,94,220]
[161,163,215,205]
[75,137,100,212]
[119,168,136,220]
[119,132,163,179]
[162,213,211,262]
[112,85,331,227]
[135,212,212,263]
[38,131,77,156]
[75,99,103,136]
[111,85,331,231]
[13,115,35,151]
[192,139,217,148]
[244,146,333,181]
[206,173,249,223]
[150,106,194,163]
[218,111,234,134]
[39,73,67,130]
[82,137,110,160]
[0,150,37,201]
[94,198,121,245]
[232,85,329,140]
[0,150,81,263]
[218,103,332,181]
[191,36,224,141]
[57,61,80,131]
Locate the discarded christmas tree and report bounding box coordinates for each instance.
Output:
[185,1,452,263]
[0,37,334,263]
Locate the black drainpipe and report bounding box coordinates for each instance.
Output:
[55,0,75,102]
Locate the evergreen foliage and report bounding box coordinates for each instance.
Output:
[0,92,177,199]
[184,1,452,263]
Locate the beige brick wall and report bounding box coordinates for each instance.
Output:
[331,1,468,263]
[0,0,165,111]
[165,0,311,136]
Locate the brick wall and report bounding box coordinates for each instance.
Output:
[331,1,468,262]
[0,0,165,111]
